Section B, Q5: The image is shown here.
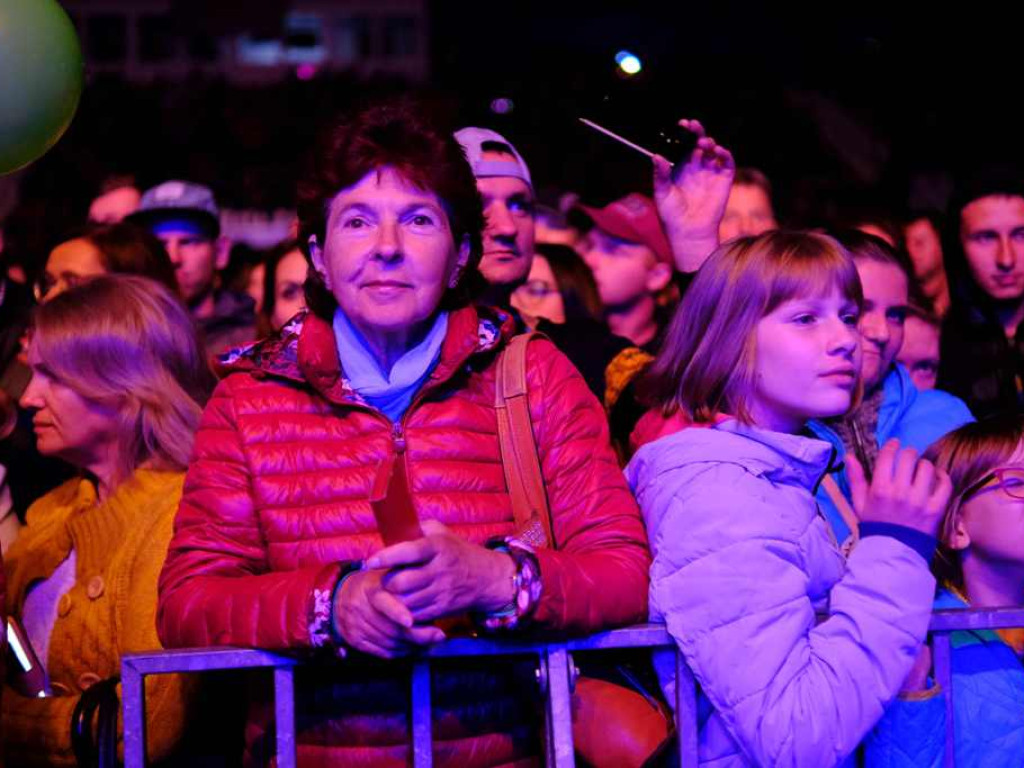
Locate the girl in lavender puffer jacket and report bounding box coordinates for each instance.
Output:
[626,232,952,767]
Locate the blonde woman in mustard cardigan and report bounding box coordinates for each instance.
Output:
[2,275,212,767]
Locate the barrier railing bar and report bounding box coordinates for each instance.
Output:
[411,660,433,768]
[932,632,955,768]
[566,624,671,651]
[122,660,147,768]
[273,668,297,768]
[544,645,575,768]
[123,646,298,675]
[122,609,1024,768]
[929,607,1024,631]
[675,650,699,766]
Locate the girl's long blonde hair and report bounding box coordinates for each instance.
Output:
[645,231,863,424]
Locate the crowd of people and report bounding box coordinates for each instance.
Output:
[1,94,1023,768]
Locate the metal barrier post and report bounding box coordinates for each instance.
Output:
[932,632,955,768]
[544,644,575,768]
[675,649,699,766]
[274,668,297,768]
[122,660,147,768]
[411,660,434,768]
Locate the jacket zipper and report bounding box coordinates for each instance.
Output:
[391,421,406,454]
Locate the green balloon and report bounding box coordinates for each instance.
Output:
[0,0,84,175]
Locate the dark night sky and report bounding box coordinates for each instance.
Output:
[426,1,1021,216]
[13,2,1022,233]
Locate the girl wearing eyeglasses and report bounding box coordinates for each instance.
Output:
[865,415,1024,767]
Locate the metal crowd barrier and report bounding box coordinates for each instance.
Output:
[123,608,1024,768]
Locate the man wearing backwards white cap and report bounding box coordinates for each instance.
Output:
[454,128,535,309]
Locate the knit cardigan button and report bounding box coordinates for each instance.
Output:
[57,593,73,617]
[87,576,105,599]
[78,672,101,691]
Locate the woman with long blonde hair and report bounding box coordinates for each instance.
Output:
[2,275,211,767]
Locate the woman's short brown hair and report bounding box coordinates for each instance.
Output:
[31,275,213,483]
[296,99,485,319]
[645,231,863,424]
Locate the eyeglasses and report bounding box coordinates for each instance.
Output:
[961,467,1024,502]
[515,280,558,299]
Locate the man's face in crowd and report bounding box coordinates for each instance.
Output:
[904,218,944,282]
[719,184,777,243]
[897,314,941,391]
[960,195,1024,302]
[155,224,226,304]
[581,228,670,309]
[477,151,535,288]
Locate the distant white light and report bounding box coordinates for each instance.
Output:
[490,98,515,114]
[615,51,642,75]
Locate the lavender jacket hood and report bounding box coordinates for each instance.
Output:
[625,420,936,767]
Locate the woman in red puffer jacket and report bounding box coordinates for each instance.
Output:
[156,100,650,768]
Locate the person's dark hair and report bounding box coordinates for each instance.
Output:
[902,209,944,234]
[926,415,1024,591]
[296,99,485,319]
[906,299,941,329]
[258,238,304,335]
[82,222,178,293]
[829,228,929,311]
[534,243,602,322]
[733,167,773,199]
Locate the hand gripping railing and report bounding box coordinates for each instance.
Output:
[123,609,1024,768]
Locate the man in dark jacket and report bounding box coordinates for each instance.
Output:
[128,181,256,356]
[938,171,1024,418]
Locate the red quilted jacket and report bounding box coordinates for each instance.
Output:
[157,305,650,767]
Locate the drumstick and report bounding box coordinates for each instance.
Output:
[578,117,656,158]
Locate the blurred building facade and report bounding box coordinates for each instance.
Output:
[61,0,429,83]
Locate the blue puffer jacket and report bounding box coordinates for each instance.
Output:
[863,589,1024,768]
[809,364,973,547]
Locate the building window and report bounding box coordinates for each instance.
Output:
[188,32,219,63]
[284,12,326,64]
[87,13,128,64]
[383,17,418,58]
[138,14,176,63]
[335,17,370,63]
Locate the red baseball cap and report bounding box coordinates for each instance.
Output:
[577,193,673,265]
